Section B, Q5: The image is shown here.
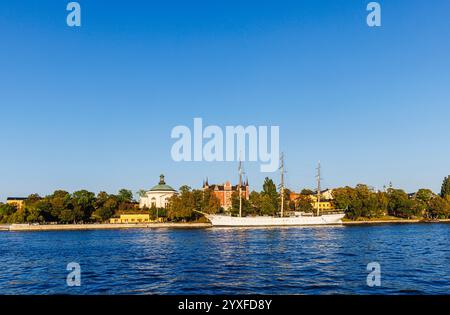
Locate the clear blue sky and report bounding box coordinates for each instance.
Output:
[1,0,449,201]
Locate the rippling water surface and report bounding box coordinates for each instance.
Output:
[0,224,449,294]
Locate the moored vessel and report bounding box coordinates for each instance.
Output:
[200,156,345,227]
[203,212,345,227]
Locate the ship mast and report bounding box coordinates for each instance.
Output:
[238,158,243,218]
[316,161,321,216]
[280,153,285,218]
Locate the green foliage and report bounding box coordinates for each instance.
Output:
[167,188,196,221]
[387,188,423,218]
[118,189,133,203]
[92,207,115,222]
[137,189,147,198]
[248,191,261,215]
[441,176,450,198]
[332,185,386,219]
[427,196,450,219]
[3,177,449,223]
[296,195,314,213]
[167,188,221,221]
[1,189,137,224]
[333,184,443,220]
[334,185,392,219]
[415,189,435,203]
[202,189,221,214]
[261,177,279,214]
[230,191,251,216]
[300,189,315,195]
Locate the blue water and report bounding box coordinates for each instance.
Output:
[0,224,449,295]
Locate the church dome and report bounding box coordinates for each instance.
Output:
[149,174,176,192]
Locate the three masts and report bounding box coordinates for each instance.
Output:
[204,155,345,227]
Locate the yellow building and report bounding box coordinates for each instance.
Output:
[308,195,334,211]
[311,201,334,211]
[289,193,335,212]
[6,197,26,210]
[109,213,161,224]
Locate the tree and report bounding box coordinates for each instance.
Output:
[296,195,314,213]
[179,185,192,194]
[376,191,389,217]
[72,190,96,222]
[92,192,117,222]
[261,177,279,214]
[333,185,388,219]
[248,191,262,215]
[260,194,276,216]
[137,189,147,200]
[26,194,41,205]
[300,189,315,195]
[387,188,420,219]
[8,208,28,223]
[282,188,292,213]
[167,188,195,221]
[92,207,115,222]
[230,191,251,216]
[416,189,435,203]
[427,196,450,219]
[0,203,17,223]
[96,191,110,209]
[332,187,355,212]
[60,208,79,223]
[118,189,133,203]
[48,190,72,222]
[26,200,52,223]
[201,189,221,214]
[441,176,450,198]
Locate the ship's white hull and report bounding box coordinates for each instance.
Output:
[205,213,345,227]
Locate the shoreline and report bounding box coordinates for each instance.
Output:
[6,223,211,232]
[342,218,450,225]
[1,219,450,231]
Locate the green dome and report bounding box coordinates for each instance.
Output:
[149,174,176,192]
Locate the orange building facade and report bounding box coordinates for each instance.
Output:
[203,179,250,210]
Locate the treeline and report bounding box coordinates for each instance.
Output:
[333,185,450,220]
[1,176,449,223]
[165,185,221,221]
[0,189,136,224]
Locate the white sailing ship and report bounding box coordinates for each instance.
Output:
[201,156,345,227]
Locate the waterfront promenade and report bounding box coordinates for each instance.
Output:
[6,223,211,232]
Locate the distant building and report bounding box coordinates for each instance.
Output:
[6,197,27,210]
[289,189,334,202]
[320,189,334,200]
[203,179,250,210]
[139,175,177,209]
[310,197,334,212]
[289,190,335,212]
[109,213,161,224]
